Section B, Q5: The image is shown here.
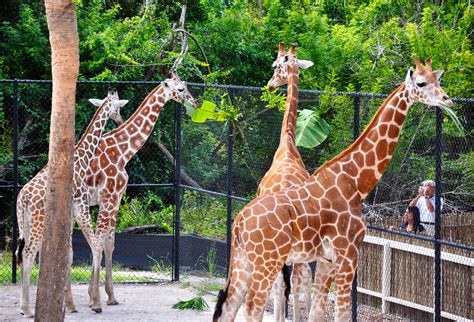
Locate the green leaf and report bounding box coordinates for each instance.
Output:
[172,296,209,311]
[296,109,331,148]
[191,101,225,123]
[439,105,466,137]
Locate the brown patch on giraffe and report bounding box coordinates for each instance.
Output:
[320,224,337,238]
[244,217,258,232]
[106,137,116,146]
[134,115,144,126]
[321,210,337,224]
[394,110,405,126]
[337,213,350,236]
[345,244,358,260]
[353,152,364,168]
[375,140,388,160]
[118,143,128,153]
[379,124,388,136]
[377,158,391,174]
[367,129,378,143]
[321,197,331,209]
[105,165,118,177]
[332,236,349,250]
[100,156,110,168]
[390,96,399,107]
[149,95,156,104]
[106,178,115,191]
[398,99,407,111]
[358,169,377,195]
[107,146,120,164]
[157,96,165,104]
[380,108,394,123]
[360,140,373,153]
[388,125,400,139]
[337,175,355,200]
[342,162,357,177]
[365,151,376,167]
[388,142,398,154]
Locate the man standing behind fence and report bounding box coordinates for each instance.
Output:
[409,180,444,236]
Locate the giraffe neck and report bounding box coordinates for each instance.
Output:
[279,60,299,145]
[315,83,412,198]
[75,100,111,166]
[102,84,167,165]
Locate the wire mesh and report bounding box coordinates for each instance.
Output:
[0,80,472,321]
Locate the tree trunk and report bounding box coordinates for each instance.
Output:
[35,1,79,321]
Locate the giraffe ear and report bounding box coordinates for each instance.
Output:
[297,59,314,69]
[405,67,414,85]
[88,98,105,107]
[434,70,444,81]
[114,100,129,108]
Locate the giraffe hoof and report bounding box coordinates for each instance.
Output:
[91,307,102,313]
[107,299,119,306]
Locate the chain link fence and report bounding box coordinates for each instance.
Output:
[0,80,472,320]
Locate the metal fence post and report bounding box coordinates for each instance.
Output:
[351,92,361,321]
[433,107,443,322]
[11,79,19,283]
[173,103,182,282]
[226,122,234,275]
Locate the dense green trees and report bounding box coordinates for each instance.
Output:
[0,0,472,231]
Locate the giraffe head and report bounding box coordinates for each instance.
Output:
[162,72,198,108]
[405,58,453,107]
[88,88,129,125]
[267,42,314,91]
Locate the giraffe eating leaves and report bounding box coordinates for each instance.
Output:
[213,58,452,322]
[16,88,128,317]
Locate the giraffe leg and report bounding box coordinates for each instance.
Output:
[308,260,336,322]
[272,272,286,322]
[302,263,312,315]
[218,245,251,322]
[88,228,104,313]
[20,245,37,318]
[291,263,308,322]
[334,256,357,322]
[64,241,77,313]
[245,263,281,322]
[104,227,118,305]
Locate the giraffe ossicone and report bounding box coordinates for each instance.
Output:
[15,88,128,318]
[213,58,452,322]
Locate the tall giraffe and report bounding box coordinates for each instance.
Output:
[16,89,128,317]
[213,58,452,322]
[85,73,197,313]
[260,42,313,322]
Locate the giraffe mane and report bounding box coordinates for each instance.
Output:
[75,97,111,148]
[312,82,406,176]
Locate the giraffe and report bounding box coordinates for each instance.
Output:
[84,72,198,313]
[15,88,128,317]
[213,58,452,322]
[261,42,313,322]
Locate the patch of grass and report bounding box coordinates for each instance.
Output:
[198,281,223,292]
[147,255,172,276]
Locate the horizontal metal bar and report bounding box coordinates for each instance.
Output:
[363,235,473,266]
[357,287,471,321]
[1,79,472,102]
[180,184,250,203]
[367,225,474,251]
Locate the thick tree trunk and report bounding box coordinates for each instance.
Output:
[35,1,79,321]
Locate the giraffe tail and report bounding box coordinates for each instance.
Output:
[213,215,240,321]
[16,238,25,265]
[282,264,292,302]
[15,191,27,265]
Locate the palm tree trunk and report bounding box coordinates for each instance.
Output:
[35,1,79,320]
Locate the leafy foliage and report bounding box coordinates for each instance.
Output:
[172,296,209,311]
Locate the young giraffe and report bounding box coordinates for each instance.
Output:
[213,58,452,322]
[16,89,128,317]
[84,72,197,313]
[261,43,313,322]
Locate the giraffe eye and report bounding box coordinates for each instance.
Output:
[178,88,184,92]
[416,82,427,88]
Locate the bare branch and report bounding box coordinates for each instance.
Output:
[170,5,188,75]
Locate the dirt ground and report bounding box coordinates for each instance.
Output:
[0,282,407,321]
[0,282,274,322]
